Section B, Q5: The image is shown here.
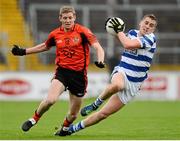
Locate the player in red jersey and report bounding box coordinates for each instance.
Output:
[11,5,105,136]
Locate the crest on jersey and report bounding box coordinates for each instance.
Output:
[73,36,79,43]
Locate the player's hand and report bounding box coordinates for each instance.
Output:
[11,45,26,56]
[94,61,105,68]
[109,17,125,33]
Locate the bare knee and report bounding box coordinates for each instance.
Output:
[108,83,123,93]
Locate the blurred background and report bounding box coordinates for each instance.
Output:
[1,1,180,139]
[0,0,180,101]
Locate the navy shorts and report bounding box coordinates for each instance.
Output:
[54,67,87,97]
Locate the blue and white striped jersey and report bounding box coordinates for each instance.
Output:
[119,29,156,83]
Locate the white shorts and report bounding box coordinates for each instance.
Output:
[111,66,142,104]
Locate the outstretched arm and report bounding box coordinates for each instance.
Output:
[26,43,50,55]
[11,43,50,56]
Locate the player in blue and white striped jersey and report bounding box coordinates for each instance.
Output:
[121,29,156,83]
[56,14,158,136]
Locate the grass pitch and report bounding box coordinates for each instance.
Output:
[0,99,180,140]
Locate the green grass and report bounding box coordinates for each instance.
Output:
[0,99,180,140]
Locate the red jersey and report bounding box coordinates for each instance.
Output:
[45,23,97,71]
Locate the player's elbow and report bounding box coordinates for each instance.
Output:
[41,43,50,51]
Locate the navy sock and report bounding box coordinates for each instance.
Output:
[92,97,104,109]
[69,121,85,133]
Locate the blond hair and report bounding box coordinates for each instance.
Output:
[59,6,76,16]
[143,14,158,26]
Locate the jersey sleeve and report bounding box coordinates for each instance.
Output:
[80,26,98,45]
[127,29,144,48]
[45,31,56,48]
[138,34,156,49]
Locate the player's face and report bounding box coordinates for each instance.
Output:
[59,12,76,31]
[139,17,156,35]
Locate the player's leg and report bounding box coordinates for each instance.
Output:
[54,69,86,136]
[67,93,83,123]
[21,79,65,132]
[55,93,82,136]
[84,94,124,126]
[81,72,125,116]
[36,79,65,116]
[69,94,125,134]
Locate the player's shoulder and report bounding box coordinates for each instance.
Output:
[145,32,155,38]
[144,33,156,43]
[49,27,63,35]
[127,29,138,36]
[75,23,88,30]
[75,23,91,33]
